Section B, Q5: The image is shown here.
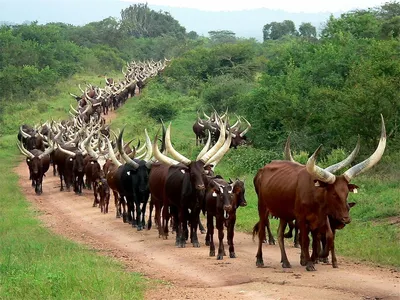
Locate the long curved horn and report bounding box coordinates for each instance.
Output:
[143,129,153,162]
[38,141,55,159]
[78,84,85,94]
[325,136,360,173]
[117,128,139,169]
[57,144,77,157]
[84,132,99,160]
[343,115,386,182]
[19,126,31,139]
[152,130,179,166]
[105,135,122,167]
[239,117,251,137]
[306,145,336,184]
[70,104,79,114]
[199,121,226,163]
[206,130,232,166]
[165,123,191,165]
[17,142,35,159]
[70,93,79,98]
[196,131,211,161]
[284,135,295,162]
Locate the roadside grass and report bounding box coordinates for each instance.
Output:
[1,73,147,299]
[114,82,400,268]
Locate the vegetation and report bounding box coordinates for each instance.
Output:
[0,4,399,299]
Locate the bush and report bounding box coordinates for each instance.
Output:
[145,101,178,122]
[201,74,253,112]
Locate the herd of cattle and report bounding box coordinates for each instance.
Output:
[17,57,387,272]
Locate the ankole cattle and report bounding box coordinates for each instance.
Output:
[149,120,232,248]
[253,115,386,271]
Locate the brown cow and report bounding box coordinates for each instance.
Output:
[253,115,386,271]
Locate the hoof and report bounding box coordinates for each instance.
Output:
[269,239,275,245]
[306,262,316,271]
[137,226,143,231]
[201,230,206,234]
[192,242,200,248]
[256,260,264,267]
[332,262,338,268]
[294,243,300,248]
[217,255,223,260]
[282,261,292,268]
[229,252,236,258]
[209,250,215,257]
[205,240,210,246]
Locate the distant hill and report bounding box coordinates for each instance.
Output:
[0,1,342,40]
[150,6,341,40]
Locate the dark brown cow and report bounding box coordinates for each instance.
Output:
[204,177,232,259]
[253,116,386,271]
[149,121,231,247]
[17,141,54,195]
[96,176,110,214]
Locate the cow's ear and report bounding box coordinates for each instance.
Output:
[314,180,327,188]
[348,184,359,193]
[348,202,356,208]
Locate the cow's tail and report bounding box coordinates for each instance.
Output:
[252,221,260,242]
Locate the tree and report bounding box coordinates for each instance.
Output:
[120,3,186,38]
[299,22,317,38]
[263,20,298,41]
[208,30,236,44]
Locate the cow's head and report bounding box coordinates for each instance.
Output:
[229,178,247,208]
[305,115,386,225]
[208,178,232,218]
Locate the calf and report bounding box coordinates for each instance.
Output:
[204,177,232,259]
[96,177,110,214]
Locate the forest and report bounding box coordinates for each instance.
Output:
[0,2,399,155]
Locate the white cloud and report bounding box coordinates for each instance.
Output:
[120,0,385,13]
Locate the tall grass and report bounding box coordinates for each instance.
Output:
[1,73,147,299]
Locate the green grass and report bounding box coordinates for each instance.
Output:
[0,73,147,299]
[114,83,400,268]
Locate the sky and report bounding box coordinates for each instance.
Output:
[121,0,387,13]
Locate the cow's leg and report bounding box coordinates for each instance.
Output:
[207,214,215,256]
[227,215,236,258]
[140,193,149,229]
[216,216,225,260]
[330,229,338,268]
[311,230,320,264]
[59,172,64,191]
[121,196,128,223]
[198,217,206,234]
[161,203,170,239]
[294,226,300,248]
[255,204,267,267]
[105,194,109,214]
[278,219,291,268]
[190,211,200,248]
[298,221,315,271]
[147,198,154,230]
[177,207,186,248]
[265,217,275,245]
[112,191,119,217]
[93,183,99,207]
[135,197,143,231]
